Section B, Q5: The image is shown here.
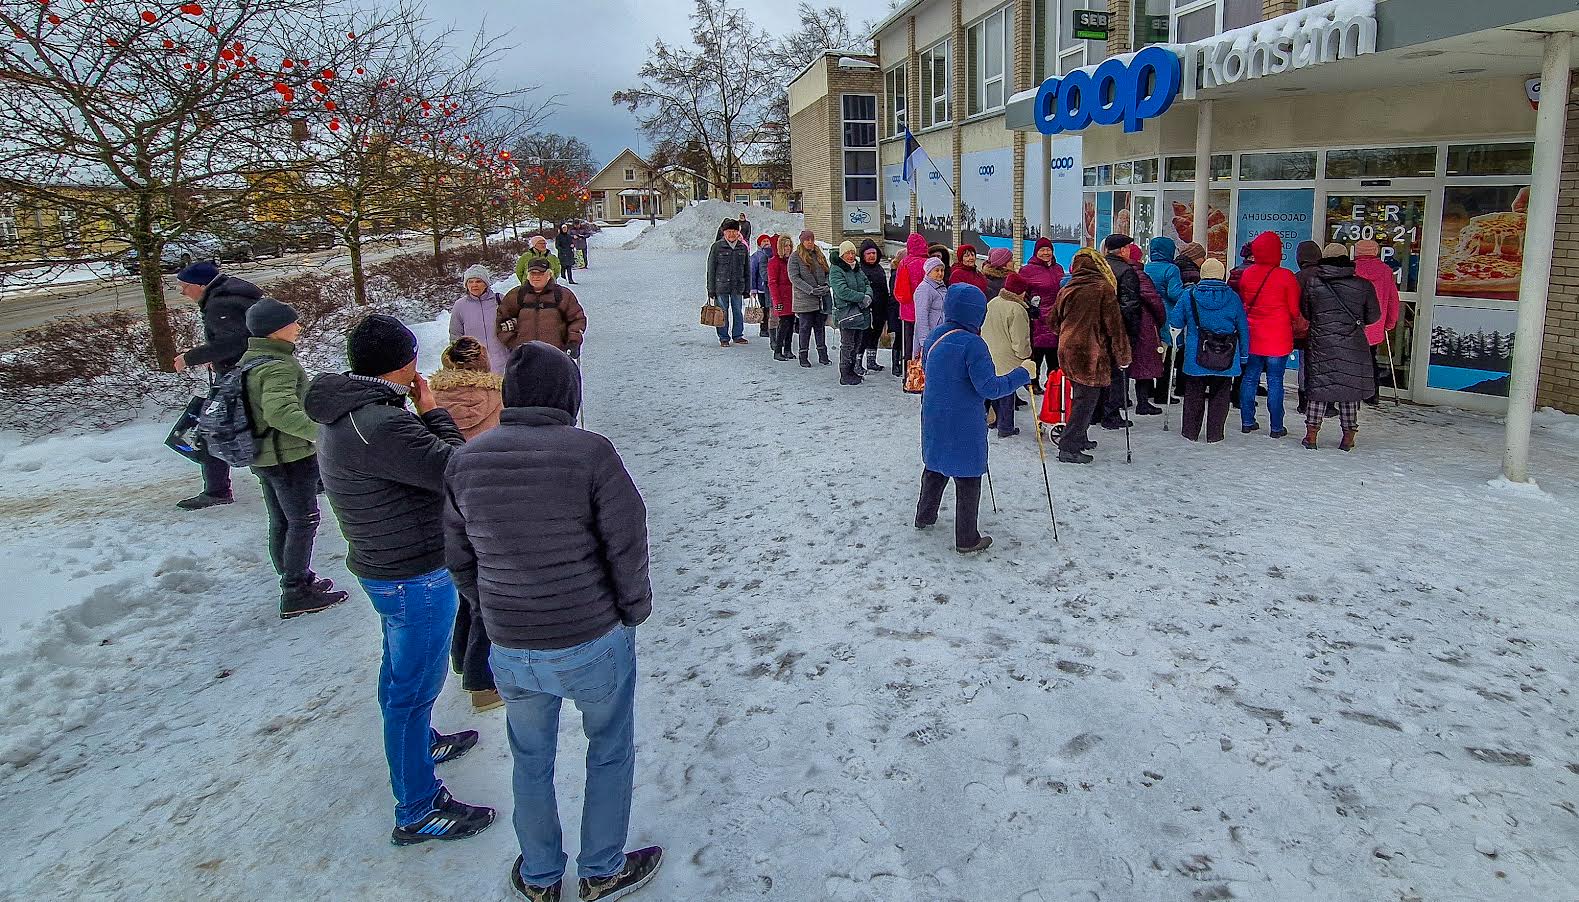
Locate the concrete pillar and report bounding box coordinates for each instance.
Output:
[951,0,965,248]
[1041,135,1053,242]
[1503,32,1573,483]
[1193,100,1213,259]
[908,17,920,229]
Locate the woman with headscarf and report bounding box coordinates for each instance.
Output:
[1047,249,1131,463]
[857,239,891,375]
[914,284,1034,554]
[1300,243,1381,450]
[787,229,832,367]
[1353,238,1402,404]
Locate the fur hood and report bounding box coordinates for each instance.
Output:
[429,368,503,393]
[429,367,504,439]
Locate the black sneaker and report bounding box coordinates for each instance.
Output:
[510,856,562,901]
[280,585,349,620]
[431,729,478,765]
[955,536,993,555]
[390,787,495,846]
[1134,401,1162,415]
[1242,422,1261,434]
[579,846,664,901]
[176,492,233,511]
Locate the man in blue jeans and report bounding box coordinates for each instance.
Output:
[706,218,751,347]
[446,341,662,902]
[305,314,495,845]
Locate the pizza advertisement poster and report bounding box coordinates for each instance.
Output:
[1163,190,1231,260]
[1437,185,1529,302]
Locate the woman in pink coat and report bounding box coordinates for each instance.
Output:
[1353,239,1401,403]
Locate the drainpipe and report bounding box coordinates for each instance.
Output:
[1503,31,1573,483]
[1192,100,1213,260]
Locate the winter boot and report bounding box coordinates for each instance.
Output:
[955,536,994,555]
[280,584,349,620]
[1134,400,1163,416]
[818,349,831,366]
[390,787,495,846]
[865,352,884,373]
[431,729,479,764]
[719,339,730,348]
[510,858,562,901]
[471,689,505,713]
[1241,422,1261,434]
[799,351,812,368]
[578,846,665,901]
[1057,451,1094,464]
[1302,426,1320,450]
[1339,428,1358,452]
[732,337,749,345]
[176,492,233,511]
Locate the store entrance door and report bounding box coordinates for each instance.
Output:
[1323,194,1429,399]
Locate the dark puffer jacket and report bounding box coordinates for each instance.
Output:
[706,237,752,298]
[1300,258,1382,404]
[182,275,264,372]
[445,343,652,650]
[304,374,464,580]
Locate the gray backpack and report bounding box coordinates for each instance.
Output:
[196,359,274,467]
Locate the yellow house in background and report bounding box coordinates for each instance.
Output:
[0,189,130,264]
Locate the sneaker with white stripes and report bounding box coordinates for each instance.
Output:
[430,729,478,765]
[390,787,495,846]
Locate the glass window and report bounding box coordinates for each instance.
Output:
[967,7,1012,116]
[842,94,876,122]
[843,122,876,147]
[1222,0,1259,30]
[885,65,907,136]
[1174,5,1215,41]
[1325,146,1438,179]
[845,176,878,202]
[1113,161,1134,185]
[0,205,16,247]
[1132,158,1159,184]
[1133,0,1169,48]
[623,168,635,181]
[1097,164,1112,186]
[921,41,951,129]
[1083,167,1098,187]
[1239,151,1317,181]
[844,151,877,175]
[1164,154,1233,182]
[1437,185,1530,302]
[1446,143,1534,177]
[1325,195,1427,292]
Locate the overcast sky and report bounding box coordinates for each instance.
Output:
[434,0,896,170]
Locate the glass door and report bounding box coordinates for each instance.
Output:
[1323,193,1429,397]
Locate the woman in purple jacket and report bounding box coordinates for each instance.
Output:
[449,265,510,374]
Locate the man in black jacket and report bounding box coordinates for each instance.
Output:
[706,218,751,347]
[1100,235,1142,429]
[304,314,495,847]
[444,342,661,902]
[170,261,263,510]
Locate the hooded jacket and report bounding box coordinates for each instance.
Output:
[304,374,464,580]
[981,263,1012,300]
[982,285,1031,377]
[430,367,503,441]
[449,289,511,374]
[497,281,587,352]
[1238,232,1303,357]
[1167,278,1252,378]
[514,246,561,283]
[749,242,773,297]
[919,285,1032,478]
[555,230,576,266]
[183,275,265,372]
[911,266,948,355]
[829,255,873,331]
[1144,237,1186,319]
[444,342,651,651]
[1353,254,1402,346]
[948,245,991,295]
[1301,257,1382,403]
[787,245,832,315]
[239,337,316,469]
[1048,250,1131,387]
[897,233,930,320]
[766,250,795,318]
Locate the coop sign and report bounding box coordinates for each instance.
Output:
[1181,6,1377,99]
[1032,45,1182,135]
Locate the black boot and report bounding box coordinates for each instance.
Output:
[799,351,812,368]
[177,492,233,511]
[818,349,831,366]
[280,582,349,620]
[865,352,884,373]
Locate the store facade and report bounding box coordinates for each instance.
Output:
[1005,0,1578,419]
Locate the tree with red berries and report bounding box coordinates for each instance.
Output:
[0,0,405,369]
[515,133,594,228]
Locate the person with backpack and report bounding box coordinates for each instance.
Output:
[171,261,264,511]
[1048,249,1131,463]
[444,341,663,902]
[1300,244,1382,451]
[914,284,1034,554]
[304,315,495,847]
[1100,235,1144,428]
[230,298,350,619]
[1236,231,1303,438]
[830,241,873,386]
[498,259,587,355]
[1167,259,1250,443]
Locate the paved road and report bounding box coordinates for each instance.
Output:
[0,239,442,335]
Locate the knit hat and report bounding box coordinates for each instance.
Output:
[756,234,774,248]
[462,264,491,283]
[798,229,815,242]
[442,336,491,372]
[1102,234,1135,252]
[956,243,977,260]
[1033,236,1054,255]
[525,257,553,274]
[1180,242,1208,264]
[923,256,945,275]
[838,240,857,257]
[1354,239,1381,258]
[1200,258,1227,280]
[1003,272,1028,296]
[347,314,418,376]
[986,247,1012,269]
[1323,242,1350,258]
[175,260,220,286]
[721,218,741,233]
[245,297,298,337]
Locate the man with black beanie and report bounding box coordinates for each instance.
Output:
[445,341,662,901]
[304,314,495,847]
[1100,234,1141,429]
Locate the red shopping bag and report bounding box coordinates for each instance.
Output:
[1038,369,1076,428]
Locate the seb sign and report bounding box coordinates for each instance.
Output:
[1033,4,1378,134]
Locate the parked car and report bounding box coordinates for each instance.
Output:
[120,233,225,275]
[280,221,337,251]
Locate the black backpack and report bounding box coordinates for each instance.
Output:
[1188,288,1238,372]
[196,359,275,467]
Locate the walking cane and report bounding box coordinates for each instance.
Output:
[573,356,585,428]
[1033,413,1061,542]
[1161,341,1175,433]
[985,461,998,514]
[1121,367,1134,464]
[1383,333,1402,406]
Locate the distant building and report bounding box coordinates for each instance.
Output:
[788,52,884,246]
[585,149,697,224]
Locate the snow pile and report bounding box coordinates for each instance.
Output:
[1486,475,1554,502]
[0,262,123,292]
[588,220,650,248]
[1534,406,1579,443]
[622,199,803,251]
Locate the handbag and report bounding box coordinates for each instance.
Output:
[164,395,208,464]
[700,300,726,328]
[903,328,964,395]
[1189,288,1238,372]
[744,297,764,325]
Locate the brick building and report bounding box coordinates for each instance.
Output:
[788,52,884,246]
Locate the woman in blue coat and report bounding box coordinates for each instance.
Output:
[1166,258,1251,443]
[914,284,1034,554]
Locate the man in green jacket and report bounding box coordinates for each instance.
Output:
[514,234,561,284]
[240,298,349,619]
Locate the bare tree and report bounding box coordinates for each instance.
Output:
[516,133,594,227]
[612,0,777,198]
[0,0,384,369]
[757,3,873,189]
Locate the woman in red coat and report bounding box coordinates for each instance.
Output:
[1237,231,1302,437]
[948,244,991,295]
[767,234,797,361]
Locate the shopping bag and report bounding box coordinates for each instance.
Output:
[164,395,207,464]
[700,301,726,328]
[744,297,764,325]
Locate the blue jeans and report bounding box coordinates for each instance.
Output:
[359,567,458,826]
[1240,354,1288,432]
[714,293,745,341]
[493,626,637,887]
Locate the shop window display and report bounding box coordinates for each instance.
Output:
[1436,185,1529,303]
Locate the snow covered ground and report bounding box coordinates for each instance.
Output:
[3,237,1579,901]
[1,261,125,292]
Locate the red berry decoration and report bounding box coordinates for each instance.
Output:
[205,25,217,34]
[321,68,334,79]
[354,67,364,75]
[47,14,61,24]
[328,119,340,131]
[324,100,336,111]
[180,3,204,14]
[281,58,294,68]
[219,49,234,61]
[162,38,175,48]
[106,37,120,47]
[347,31,356,39]
[140,11,156,23]
[310,80,327,93]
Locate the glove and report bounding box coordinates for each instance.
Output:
[1018,359,1037,379]
[568,346,581,360]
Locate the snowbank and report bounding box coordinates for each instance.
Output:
[0,261,123,291]
[622,199,804,252]
[1534,406,1579,443]
[588,220,650,248]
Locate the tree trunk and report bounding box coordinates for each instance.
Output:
[138,237,178,371]
[348,221,368,306]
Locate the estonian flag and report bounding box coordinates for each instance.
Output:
[900,126,928,193]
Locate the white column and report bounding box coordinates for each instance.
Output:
[1193,100,1213,257]
[1041,134,1053,242]
[1503,31,1573,483]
